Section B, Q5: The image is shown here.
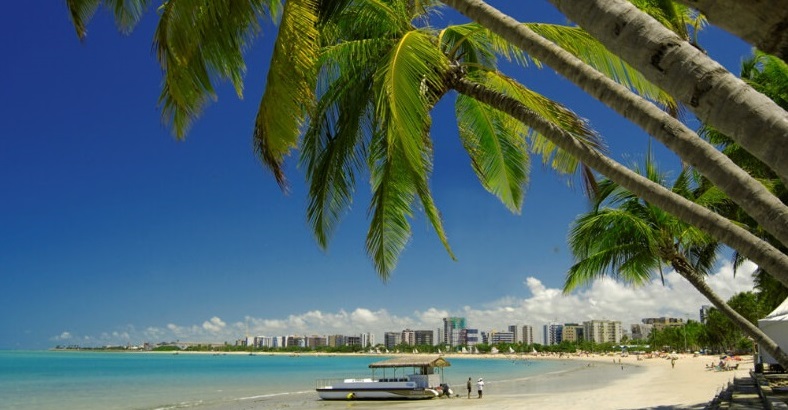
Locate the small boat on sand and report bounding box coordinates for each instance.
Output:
[316,356,450,400]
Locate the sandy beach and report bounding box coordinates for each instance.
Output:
[218,353,749,410]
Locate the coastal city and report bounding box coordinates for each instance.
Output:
[59,307,712,353]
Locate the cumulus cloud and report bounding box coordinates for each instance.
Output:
[67,261,757,346]
[202,317,226,333]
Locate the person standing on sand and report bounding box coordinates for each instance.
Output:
[476,378,484,398]
[466,377,472,398]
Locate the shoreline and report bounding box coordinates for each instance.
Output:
[211,353,749,410]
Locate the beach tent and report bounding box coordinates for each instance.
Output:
[758,297,788,365]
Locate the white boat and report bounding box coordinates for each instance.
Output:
[316,356,450,400]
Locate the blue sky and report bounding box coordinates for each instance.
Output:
[0,1,756,349]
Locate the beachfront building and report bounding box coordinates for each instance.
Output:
[462,328,480,348]
[562,323,584,343]
[402,329,416,346]
[384,332,401,350]
[361,332,375,348]
[630,323,653,341]
[345,336,362,347]
[307,335,327,348]
[327,334,344,347]
[543,323,563,346]
[642,317,684,332]
[490,331,515,344]
[414,330,433,346]
[442,317,467,347]
[521,325,535,345]
[508,325,520,343]
[583,320,623,344]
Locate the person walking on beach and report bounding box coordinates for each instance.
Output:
[476,378,484,398]
[466,377,472,398]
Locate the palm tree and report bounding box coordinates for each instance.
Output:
[563,157,788,368]
[295,0,788,279]
[545,0,788,185]
[66,0,788,283]
[670,0,788,61]
[700,52,788,311]
[442,0,788,247]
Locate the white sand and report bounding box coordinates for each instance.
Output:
[389,354,749,410]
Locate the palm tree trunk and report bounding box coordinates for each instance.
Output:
[671,256,788,369]
[451,76,788,288]
[671,0,788,61]
[440,0,788,250]
[547,0,788,185]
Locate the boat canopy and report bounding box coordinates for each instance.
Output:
[368,355,450,369]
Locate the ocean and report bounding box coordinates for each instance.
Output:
[0,350,624,409]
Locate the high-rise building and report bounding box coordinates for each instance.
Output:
[543,323,563,346]
[402,329,416,346]
[361,332,374,348]
[583,320,622,344]
[562,323,584,342]
[508,325,520,343]
[443,317,466,347]
[307,335,327,348]
[521,325,534,345]
[384,332,401,349]
[463,329,480,347]
[414,330,434,346]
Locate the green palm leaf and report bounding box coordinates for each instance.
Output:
[526,23,677,114]
[455,93,529,212]
[154,0,282,138]
[67,0,151,39]
[364,28,453,276]
[253,0,319,188]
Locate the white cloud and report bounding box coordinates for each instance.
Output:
[65,261,757,346]
[54,331,72,341]
[202,317,226,333]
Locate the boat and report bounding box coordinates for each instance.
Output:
[316,355,450,400]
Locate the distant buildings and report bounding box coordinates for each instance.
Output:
[543,323,563,346]
[442,317,466,347]
[223,311,705,353]
[583,320,622,344]
[521,325,535,345]
[384,332,401,350]
[562,323,584,343]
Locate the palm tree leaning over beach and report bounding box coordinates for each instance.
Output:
[699,52,788,311]
[563,156,788,368]
[441,0,788,271]
[66,1,788,285]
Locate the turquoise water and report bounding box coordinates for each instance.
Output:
[0,351,582,409]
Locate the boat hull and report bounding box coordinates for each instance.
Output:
[317,387,439,400]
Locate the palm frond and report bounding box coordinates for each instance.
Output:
[465,71,603,178]
[366,130,417,280]
[363,29,453,277]
[154,0,281,139]
[455,94,529,212]
[527,23,677,114]
[565,208,659,291]
[253,0,319,188]
[67,0,151,39]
